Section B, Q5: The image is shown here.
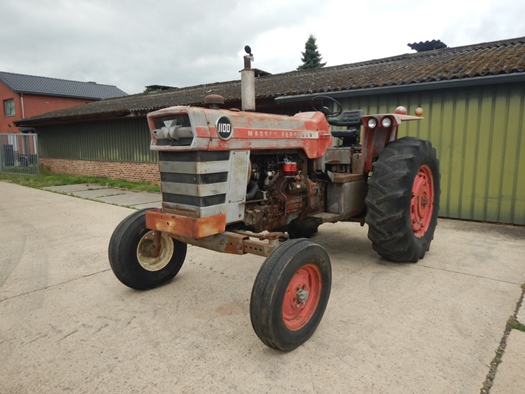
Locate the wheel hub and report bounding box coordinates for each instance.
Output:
[137,231,174,272]
[282,264,322,331]
[411,165,434,238]
[296,288,309,305]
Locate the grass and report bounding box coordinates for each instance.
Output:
[508,319,525,332]
[0,172,160,193]
[480,282,525,393]
[507,283,525,333]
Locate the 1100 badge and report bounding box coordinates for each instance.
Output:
[216,116,233,140]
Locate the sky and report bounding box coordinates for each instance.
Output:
[2,0,525,95]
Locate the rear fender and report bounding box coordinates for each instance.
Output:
[361,114,422,172]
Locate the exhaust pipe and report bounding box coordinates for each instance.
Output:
[241,45,255,111]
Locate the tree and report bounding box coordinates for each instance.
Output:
[297,35,327,70]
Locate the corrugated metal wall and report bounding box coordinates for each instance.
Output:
[340,82,525,225]
[38,117,156,163]
[36,85,525,225]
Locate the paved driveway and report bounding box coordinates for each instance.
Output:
[1,182,524,393]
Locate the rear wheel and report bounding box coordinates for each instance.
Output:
[286,218,320,239]
[365,137,440,262]
[108,209,187,290]
[250,239,331,351]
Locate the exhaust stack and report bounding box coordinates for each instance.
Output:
[241,45,255,111]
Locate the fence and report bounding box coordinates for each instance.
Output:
[0,133,39,175]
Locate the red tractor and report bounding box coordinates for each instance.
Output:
[108,50,440,351]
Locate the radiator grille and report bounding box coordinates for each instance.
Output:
[159,151,230,211]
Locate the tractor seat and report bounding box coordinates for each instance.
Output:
[331,128,360,139]
[328,109,363,128]
[328,110,363,145]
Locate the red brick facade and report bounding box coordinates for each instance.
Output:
[1,81,92,133]
[40,158,160,184]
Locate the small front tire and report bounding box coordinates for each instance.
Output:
[108,209,187,290]
[250,239,331,351]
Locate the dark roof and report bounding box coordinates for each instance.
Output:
[0,71,127,100]
[145,85,178,91]
[254,68,272,77]
[408,40,448,52]
[16,36,525,127]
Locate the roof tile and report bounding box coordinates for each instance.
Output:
[0,71,127,99]
[16,36,525,126]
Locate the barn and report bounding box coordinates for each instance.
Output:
[16,36,525,225]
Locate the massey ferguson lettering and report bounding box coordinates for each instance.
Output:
[246,130,318,138]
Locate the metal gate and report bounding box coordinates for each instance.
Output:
[0,133,39,175]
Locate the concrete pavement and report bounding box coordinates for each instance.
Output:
[43,183,162,209]
[1,181,524,393]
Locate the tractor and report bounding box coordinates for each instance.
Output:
[108,48,440,351]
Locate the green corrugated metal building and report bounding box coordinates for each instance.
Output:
[280,81,525,225]
[37,118,156,163]
[16,37,525,225]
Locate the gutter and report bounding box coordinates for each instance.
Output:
[15,110,136,128]
[13,90,127,100]
[275,73,525,103]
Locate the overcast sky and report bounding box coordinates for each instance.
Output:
[2,0,525,95]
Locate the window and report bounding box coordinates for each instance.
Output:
[4,99,15,117]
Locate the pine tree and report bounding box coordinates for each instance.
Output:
[297,35,327,70]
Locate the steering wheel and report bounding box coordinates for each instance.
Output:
[311,95,342,118]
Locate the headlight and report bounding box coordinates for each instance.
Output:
[381,117,392,128]
[367,118,377,128]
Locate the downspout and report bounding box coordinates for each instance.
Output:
[20,93,25,119]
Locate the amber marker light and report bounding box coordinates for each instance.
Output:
[415,107,424,116]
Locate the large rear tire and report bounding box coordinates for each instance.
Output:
[365,137,440,262]
[250,239,331,351]
[108,209,187,290]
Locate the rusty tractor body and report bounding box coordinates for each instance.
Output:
[109,50,440,351]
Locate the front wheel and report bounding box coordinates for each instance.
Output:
[108,209,187,290]
[365,137,440,262]
[250,239,331,351]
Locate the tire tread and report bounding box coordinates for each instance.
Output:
[365,137,440,263]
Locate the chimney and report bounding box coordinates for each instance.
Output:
[240,45,255,111]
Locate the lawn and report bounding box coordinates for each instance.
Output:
[0,172,160,193]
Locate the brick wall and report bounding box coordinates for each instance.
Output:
[0,82,20,132]
[22,94,90,119]
[41,158,160,184]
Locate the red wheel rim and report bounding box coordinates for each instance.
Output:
[411,165,434,238]
[282,264,322,331]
